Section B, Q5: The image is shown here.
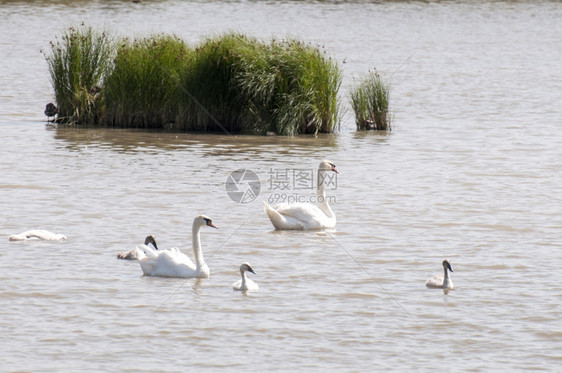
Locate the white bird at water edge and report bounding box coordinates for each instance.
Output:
[138,215,217,278]
[9,230,67,241]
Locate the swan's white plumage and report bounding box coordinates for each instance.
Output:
[426,259,454,290]
[264,160,338,230]
[232,262,259,292]
[138,215,216,278]
[264,201,331,230]
[9,230,67,241]
[139,245,196,277]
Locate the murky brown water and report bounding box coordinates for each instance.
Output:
[1,1,562,371]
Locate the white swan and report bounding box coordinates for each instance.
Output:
[264,160,339,230]
[426,259,454,290]
[9,230,67,241]
[138,215,217,278]
[117,235,159,260]
[232,262,259,292]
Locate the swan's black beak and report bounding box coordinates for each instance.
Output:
[248,267,256,275]
[153,242,159,250]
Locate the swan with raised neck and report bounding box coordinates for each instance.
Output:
[426,259,454,290]
[233,262,259,291]
[264,160,338,230]
[139,215,217,278]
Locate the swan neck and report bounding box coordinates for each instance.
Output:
[317,169,334,218]
[443,267,451,287]
[192,222,205,268]
[240,269,247,287]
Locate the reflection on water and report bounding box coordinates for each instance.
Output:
[51,126,339,155]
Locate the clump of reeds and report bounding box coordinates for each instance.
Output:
[176,33,250,133]
[43,25,113,124]
[178,33,341,135]
[44,27,342,134]
[350,70,391,131]
[233,37,341,135]
[103,35,193,128]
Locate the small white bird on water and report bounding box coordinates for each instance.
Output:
[9,230,67,241]
[426,259,454,290]
[232,262,259,292]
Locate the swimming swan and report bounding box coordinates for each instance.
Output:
[426,259,454,290]
[232,262,259,292]
[117,235,159,260]
[9,230,67,241]
[264,160,339,230]
[138,215,217,278]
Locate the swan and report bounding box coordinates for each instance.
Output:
[232,262,259,292]
[138,215,217,278]
[426,259,454,290]
[9,230,67,241]
[264,160,339,230]
[117,235,159,260]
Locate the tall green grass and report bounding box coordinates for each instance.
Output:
[177,33,249,133]
[233,37,341,135]
[43,25,113,124]
[350,70,391,131]
[178,33,342,135]
[103,35,193,128]
[45,27,342,134]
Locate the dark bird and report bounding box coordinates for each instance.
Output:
[44,103,58,122]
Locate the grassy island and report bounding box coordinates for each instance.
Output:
[44,26,342,135]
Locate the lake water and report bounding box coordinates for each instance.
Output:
[1,1,561,371]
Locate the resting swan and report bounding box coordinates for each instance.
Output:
[232,262,259,292]
[117,235,159,260]
[9,230,67,241]
[138,215,217,278]
[426,259,454,290]
[264,160,338,230]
